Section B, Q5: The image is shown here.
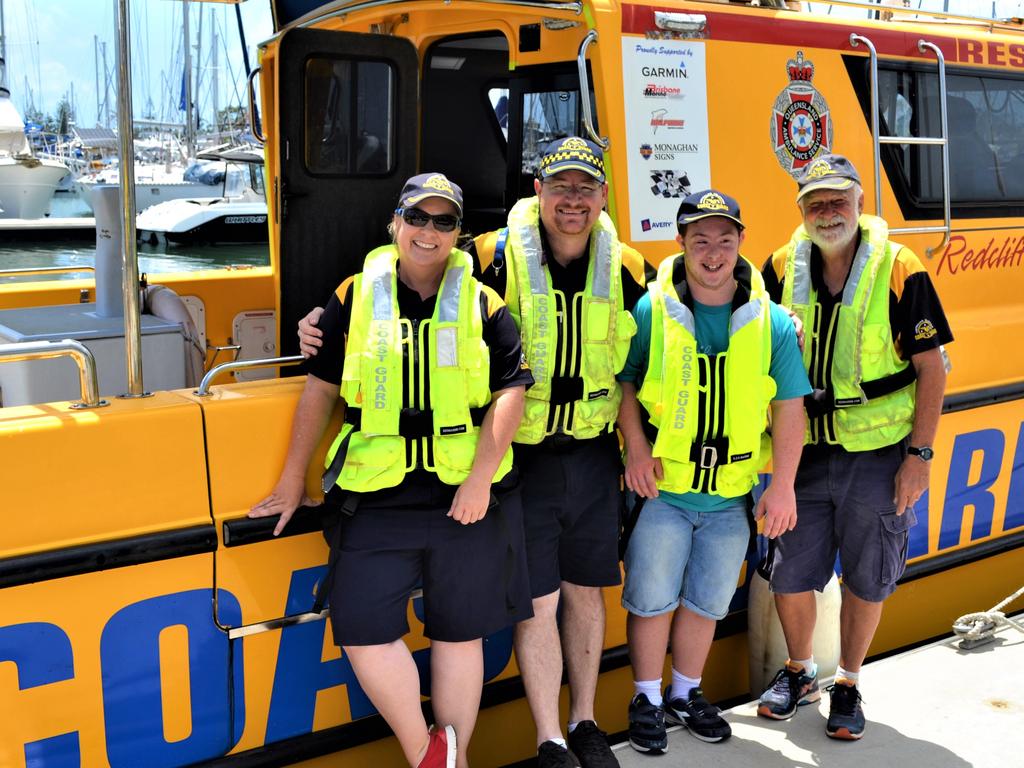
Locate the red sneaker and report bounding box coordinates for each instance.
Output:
[417,724,456,768]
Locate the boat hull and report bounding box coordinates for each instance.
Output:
[0,158,69,219]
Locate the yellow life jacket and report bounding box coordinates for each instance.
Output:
[324,245,513,493]
[779,214,916,451]
[638,254,776,496]
[502,196,636,444]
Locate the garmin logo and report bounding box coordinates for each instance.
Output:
[641,66,687,78]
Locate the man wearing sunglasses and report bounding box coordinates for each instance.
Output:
[299,137,645,768]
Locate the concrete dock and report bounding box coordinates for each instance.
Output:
[614,619,1023,768]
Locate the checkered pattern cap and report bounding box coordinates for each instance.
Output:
[676,189,744,230]
[795,154,861,202]
[399,172,464,216]
[538,136,606,183]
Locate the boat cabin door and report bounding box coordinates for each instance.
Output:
[276,28,418,356]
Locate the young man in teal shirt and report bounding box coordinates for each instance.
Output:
[616,190,810,753]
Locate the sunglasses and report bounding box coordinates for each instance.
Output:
[395,207,461,233]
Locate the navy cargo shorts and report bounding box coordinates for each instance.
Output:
[768,439,916,602]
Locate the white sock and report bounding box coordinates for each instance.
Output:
[567,722,579,734]
[541,737,567,750]
[634,678,663,706]
[669,669,701,701]
[835,666,859,685]
[790,656,817,676]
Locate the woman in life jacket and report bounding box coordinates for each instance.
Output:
[250,173,534,768]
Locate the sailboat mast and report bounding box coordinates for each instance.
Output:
[183,0,194,158]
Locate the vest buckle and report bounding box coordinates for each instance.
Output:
[699,444,719,469]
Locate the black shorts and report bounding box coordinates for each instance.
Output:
[326,476,533,646]
[517,432,624,598]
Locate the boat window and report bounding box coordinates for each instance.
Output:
[304,57,394,176]
[850,56,1024,218]
[518,90,582,177]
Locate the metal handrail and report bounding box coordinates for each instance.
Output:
[577,30,608,150]
[247,66,265,145]
[0,340,107,408]
[276,0,582,36]
[0,266,95,278]
[194,355,304,396]
[849,33,951,256]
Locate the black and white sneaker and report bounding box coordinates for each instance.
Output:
[663,687,731,743]
[757,663,821,720]
[567,721,619,768]
[537,740,575,768]
[627,693,667,753]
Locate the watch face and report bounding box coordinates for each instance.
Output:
[910,446,934,460]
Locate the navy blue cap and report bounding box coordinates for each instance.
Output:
[676,189,744,230]
[399,172,463,216]
[538,136,606,183]
[795,154,861,202]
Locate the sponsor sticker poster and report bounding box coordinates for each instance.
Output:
[621,38,711,242]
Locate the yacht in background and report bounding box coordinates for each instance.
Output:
[0,60,70,219]
[136,144,266,244]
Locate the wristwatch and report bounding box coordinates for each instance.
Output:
[908,445,934,461]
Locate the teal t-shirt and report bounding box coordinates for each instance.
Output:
[617,291,811,511]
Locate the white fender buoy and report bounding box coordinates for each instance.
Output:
[747,562,842,697]
[142,285,205,387]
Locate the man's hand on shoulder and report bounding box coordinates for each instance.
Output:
[298,306,325,358]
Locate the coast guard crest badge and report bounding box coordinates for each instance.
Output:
[770,51,834,178]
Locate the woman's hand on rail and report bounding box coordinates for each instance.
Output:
[449,472,492,525]
[250,475,321,536]
[298,307,325,358]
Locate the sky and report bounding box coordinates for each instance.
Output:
[1,0,274,129]
[3,0,1024,130]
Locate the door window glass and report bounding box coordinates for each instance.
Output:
[305,57,394,175]
[519,90,582,176]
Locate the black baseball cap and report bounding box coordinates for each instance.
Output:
[399,172,464,216]
[537,136,606,183]
[676,189,744,231]
[795,154,861,202]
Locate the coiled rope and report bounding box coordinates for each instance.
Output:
[952,584,1024,648]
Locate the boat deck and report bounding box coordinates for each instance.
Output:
[613,618,1024,768]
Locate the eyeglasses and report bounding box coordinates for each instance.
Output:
[395,207,461,233]
[541,180,603,198]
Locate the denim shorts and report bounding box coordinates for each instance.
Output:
[768,440,916,603]
[621,496,750,620]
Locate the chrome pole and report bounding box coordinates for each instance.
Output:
[850,34,881,216]
[115,0,144,396]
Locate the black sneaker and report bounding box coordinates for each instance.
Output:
[537,740,575,767]
[628,693,667,753]
[757,663,820,720]
[826,681,866,740]
[567,721,619,768]
[663,686,731,743]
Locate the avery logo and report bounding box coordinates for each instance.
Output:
[640,218,673,232]
[698,192,728,211]
[915,319,937,341]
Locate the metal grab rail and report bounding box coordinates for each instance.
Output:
[0,266,95,279]
[0,340,107,409]
[850,33,951,256]
[194,355,304,396]
[577,30,608,150]
[247,66,265,145]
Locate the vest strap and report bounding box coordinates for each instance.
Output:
[343,406,489,437]
[549,376,584,405]
[805,365,916,417]
[689,437,731,469]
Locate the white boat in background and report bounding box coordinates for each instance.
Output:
[136,145,267,245]
[0,74,70,219]
[76,155,227,215]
